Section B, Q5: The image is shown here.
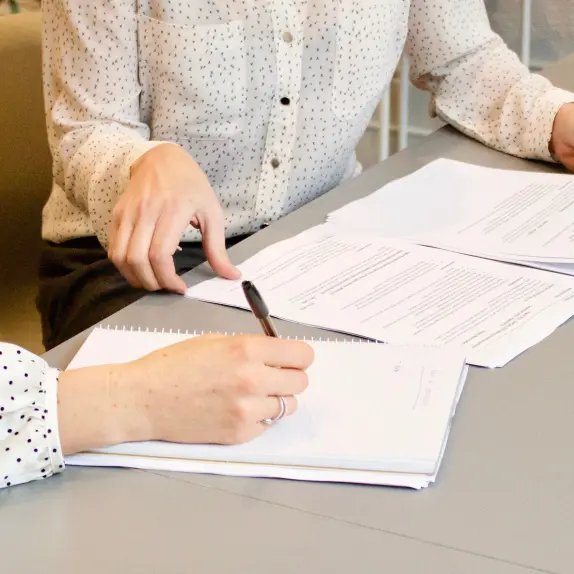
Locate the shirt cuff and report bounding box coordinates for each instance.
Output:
[45,368,65,477]
[0,351,65,489]
[531,87,574,163]
[94,138,174,250]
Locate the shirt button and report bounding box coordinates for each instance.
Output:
[271,158,280,169]
[280,97,291,106]
[283,31,293,43]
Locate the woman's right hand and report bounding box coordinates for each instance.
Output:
[107,144,240,294]
[111,334,313,447]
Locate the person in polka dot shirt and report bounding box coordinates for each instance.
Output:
[0,335,313,488]
[37,0,574,351]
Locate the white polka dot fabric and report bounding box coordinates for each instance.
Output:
[0,344,63,489]
[41,0,574,249]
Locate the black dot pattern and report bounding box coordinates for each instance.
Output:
[0,344,65,489]
[40,0,573,249]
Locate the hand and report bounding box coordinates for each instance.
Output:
[108,144,240,294]
[550,103,574,171]
[125,334,314,445]
[58,334,314,454]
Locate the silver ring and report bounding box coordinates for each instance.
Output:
[261,396,287,426]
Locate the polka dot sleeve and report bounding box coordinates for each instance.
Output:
[41,0,170,249]
[0,344,64,489]
[407,0,574,163]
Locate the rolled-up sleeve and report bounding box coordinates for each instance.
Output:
[0,344,64,489]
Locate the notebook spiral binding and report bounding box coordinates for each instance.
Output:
[96,323,380,344]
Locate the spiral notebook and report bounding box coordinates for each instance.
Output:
[64,326,468,489]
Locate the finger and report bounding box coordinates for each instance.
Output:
[258,365,310,396]
[126,218,161,291]
[238,335,315,370]
[256,395,298,423]
[108,209,143,289]
[149,208,190,294]
[223,396,298,444]
[197,205,241,280]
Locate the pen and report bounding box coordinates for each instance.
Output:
[242,280,279,337]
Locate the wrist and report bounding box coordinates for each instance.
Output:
[108,362,155,444]
[58,363,153,455]
[550,102,574,164]
[130,142,181,178]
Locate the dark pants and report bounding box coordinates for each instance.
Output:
[37,235,247,351]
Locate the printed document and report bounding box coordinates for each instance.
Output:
[187,225,574,368]
[327,159,574,271]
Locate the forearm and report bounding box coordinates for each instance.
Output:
[42,0,166,246]
[58,363,151,455]
[422,38,573,161]
[0,340,152,489]
[406,0,574,163]
[53,131,163,246]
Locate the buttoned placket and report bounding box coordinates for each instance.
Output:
[254,0,304,228]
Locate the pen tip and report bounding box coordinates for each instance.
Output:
[242,280,252,289]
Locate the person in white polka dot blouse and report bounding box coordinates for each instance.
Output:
[36,0,574,352]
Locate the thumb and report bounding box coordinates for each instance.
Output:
[198,206,241,280]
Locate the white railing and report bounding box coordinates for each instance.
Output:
[521,0,532,68]
[373,0,533,162]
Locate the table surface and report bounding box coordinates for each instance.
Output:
[3,58,574,574]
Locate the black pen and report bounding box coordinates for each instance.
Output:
[242,280,279,337]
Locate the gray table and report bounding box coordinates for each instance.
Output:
[3,58,574,574]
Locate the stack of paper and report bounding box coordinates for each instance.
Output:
[186,224,574,368]
[65,327,468,489]
[327,159,574,275]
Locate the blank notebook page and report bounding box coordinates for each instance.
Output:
[66,327,467,477]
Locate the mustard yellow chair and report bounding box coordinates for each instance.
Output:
[0,12,52,353]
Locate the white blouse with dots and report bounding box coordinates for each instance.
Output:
[41,0,574,249]
[0,344,64,489]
